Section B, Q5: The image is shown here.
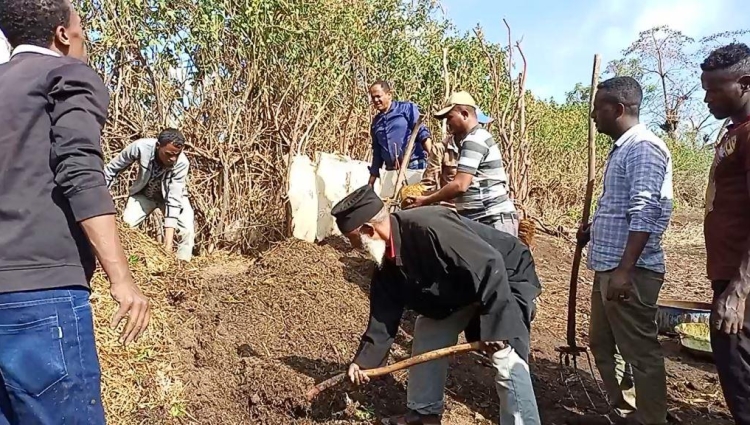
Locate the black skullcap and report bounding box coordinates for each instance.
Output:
[331,185,385,233]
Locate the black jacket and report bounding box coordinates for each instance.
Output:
[0,49,114,293]
[353,206,542,369]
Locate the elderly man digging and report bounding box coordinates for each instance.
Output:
[331,185,542,425]
[104,129,194,261]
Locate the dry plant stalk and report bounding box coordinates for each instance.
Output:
[94,1,374,255]
[518,218,536,248]
[473,20,532,213]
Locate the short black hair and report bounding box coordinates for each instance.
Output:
[0,0,71,48]
[370,80,391,93]
[157,128,186,148]
[597,76,643,114]
[700,43,750,75]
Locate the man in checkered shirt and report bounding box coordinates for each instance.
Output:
[577,76,673,425]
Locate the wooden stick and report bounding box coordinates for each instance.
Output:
[390,114,425,201]
[565,54,600,350]
[441,47,450,140]
[305,342,481,401]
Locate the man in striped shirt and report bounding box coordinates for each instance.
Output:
[407,91,519,236]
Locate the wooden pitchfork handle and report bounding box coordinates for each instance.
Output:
[305,341,481,401]
[389,115,426,205]
[565,54,600,350]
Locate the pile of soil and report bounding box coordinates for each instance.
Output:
[108,209,731,424]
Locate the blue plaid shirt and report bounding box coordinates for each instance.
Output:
[588,124,674,273]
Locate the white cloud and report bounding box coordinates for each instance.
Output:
[598,0,731,54]
[633,0,726,35]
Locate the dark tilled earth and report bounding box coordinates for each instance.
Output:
[165,210,729,424]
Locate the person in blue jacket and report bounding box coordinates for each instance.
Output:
[367,80,433,186]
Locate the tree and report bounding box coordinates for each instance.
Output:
[565,82,591,105]
[607,26,700,137]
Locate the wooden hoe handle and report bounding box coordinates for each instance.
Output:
[305,342,481,401]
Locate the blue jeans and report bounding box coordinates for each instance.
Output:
[0,287,105,425]
[407,158,427,170]
[384,158,427,172]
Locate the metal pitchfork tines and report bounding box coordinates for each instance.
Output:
[555,53,607,414]
[555,242,606,412]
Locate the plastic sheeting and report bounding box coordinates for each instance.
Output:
[0,32,9,64]
[287,152,423,242]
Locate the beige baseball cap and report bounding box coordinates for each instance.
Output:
[434,91,478,119]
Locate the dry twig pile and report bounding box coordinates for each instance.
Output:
[91,223,193,423]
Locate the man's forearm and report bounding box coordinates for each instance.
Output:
[80,214,132,284]
[727,239,750,298]
[164,227,175,251]
[424,180,464,204]
[731,180,750,297]
[422,138,433,155]
[617,231,651,271]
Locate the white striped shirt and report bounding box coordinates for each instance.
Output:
[455,126,516,223]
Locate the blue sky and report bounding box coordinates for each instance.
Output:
[441,0,748,102]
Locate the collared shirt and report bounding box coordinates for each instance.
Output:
[454,125,516,224]
[353,207,541,369]
[421,135,459,192]
[588,124,673,273]
[369,101,431,177]
[0,34,10,64]
[140,159,167,203]
[10,44,61,58]
[704,118,750,281]
[104,138,190,229]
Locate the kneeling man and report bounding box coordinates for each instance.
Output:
[331,185,542,425]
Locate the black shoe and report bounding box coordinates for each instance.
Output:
[383,410,442,425]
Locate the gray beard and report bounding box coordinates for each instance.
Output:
[360,234,386,268]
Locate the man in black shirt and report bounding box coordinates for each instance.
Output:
[331,185,542,425]
[0,1,150,423]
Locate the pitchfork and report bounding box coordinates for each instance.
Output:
[555,54,608,413]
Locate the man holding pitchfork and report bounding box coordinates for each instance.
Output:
[577,76,673,425]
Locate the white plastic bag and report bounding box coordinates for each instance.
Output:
[287,155,318,242]
[314,152,352,240]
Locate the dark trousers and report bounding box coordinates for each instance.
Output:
[590,268,667,424]
[0,287,105,425]
[711,280,750,425]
